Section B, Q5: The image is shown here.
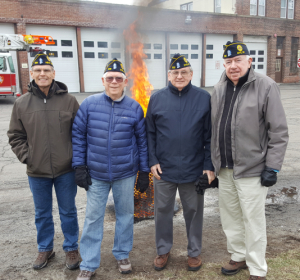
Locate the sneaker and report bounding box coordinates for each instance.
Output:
[188,255,202,271]
[117,258,132,274]
[221,259,248,275]
[249,276,266,280]
[76,270,95,280]
[154,252,170,271]
[32,250,55,270]
[65,249,80,270]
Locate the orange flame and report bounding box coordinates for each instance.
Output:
[124,21,154,219]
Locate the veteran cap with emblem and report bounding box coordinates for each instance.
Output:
[31,52,54,67]
[223,41,249,59]
[169,53,191,70]
[104,58,125,74]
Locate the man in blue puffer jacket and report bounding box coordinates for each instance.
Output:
[72,59,149,280]
[146,54,215,272]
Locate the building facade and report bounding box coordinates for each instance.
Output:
[0,0,299,94]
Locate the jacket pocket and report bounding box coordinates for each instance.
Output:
[59,111,73,134]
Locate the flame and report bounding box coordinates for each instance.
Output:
[124,21,154,219]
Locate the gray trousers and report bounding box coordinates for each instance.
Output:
[154,178,204,257]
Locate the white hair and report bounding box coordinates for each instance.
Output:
[223,55,251,63]
[168,66,193,73]
[103,72,126,79]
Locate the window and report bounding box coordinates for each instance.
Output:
[84,41,94,47]
[281,0,294,19]
[250,50,256,55]
[252,65,256,69]
[111,42,121,48]
[180,2,193,10]
[62,51,73,58]
[98,52,108,59]
[182,54,188,59]
[215,0,221,13]
[145,53,151,59]
[191,44,198,50]
[206,45,213,50]
[154,44,162,49]
[47,51,58,57]
[154,54,162,59]
[61,40,72,46]
[258,57,264,62]
[181,44,188,50]
[0,57,6,71]
[7,56,15,73]
[206,54,213,59]
[111,53,121,59]
[252,57,256,62]
[143,43,151,49]
[258,65,264,69]
[98,42,108,48]
[52,40,57,46]
[170,54,175,59]
[191,54,198,59]
[170,44,178,50]
[250,0,265,16]
[258,50,264,55]
[84,52,94,58]
[290,37,299,73]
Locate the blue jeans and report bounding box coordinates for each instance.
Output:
[80,174,137,272]
[28,171,79,252]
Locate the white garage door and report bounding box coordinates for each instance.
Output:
[205,34,233,87]
[81,28,125,92]
[0,23,20,93]
[169,33,202,87]
[243,36,267,76]
[26,25,79,93]
[139,32,166,90]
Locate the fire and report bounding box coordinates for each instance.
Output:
[124,21,154,220]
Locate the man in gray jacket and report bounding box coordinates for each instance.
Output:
[211,41,288,280]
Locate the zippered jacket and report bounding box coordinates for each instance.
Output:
[72,92,149,181]
[211,67,289,179]
[146,81,214,184]
[7,80,79,178]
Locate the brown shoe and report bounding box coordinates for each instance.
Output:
[221,259,248,275]
[33,250,55,270]
[76,270,95,280]
[188,255,202,271]
[66,249,80,270]
[154,252,170,271]
[249,276,266,280]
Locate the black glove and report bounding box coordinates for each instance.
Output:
[136,171,149,193]
[195,173,219,195]
[261,167,277,187]
[75,166,92,191]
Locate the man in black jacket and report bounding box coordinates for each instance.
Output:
[146,54,214,271]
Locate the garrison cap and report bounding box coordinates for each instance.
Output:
[223,41,249,58]
[31,53,53,67]
[169,53,191,70]
[104,58,125,74]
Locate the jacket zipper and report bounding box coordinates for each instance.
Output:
[179,91,181,183]
[223,86,236,168]
[44,97,54,177]
[108,101,114,181]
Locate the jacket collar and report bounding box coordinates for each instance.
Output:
[28,80,68,99]
[168,81,192,96]
[219,67,256,86]
[104,90,126,103]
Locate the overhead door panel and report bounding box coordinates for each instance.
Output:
[26,25,79,93]
[0,23,20,93]
[169,33,202,87]
[205,34,233,87]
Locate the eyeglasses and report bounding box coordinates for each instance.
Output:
[170,70,191,77]
[32,69,53,74]
[105,76,124,83]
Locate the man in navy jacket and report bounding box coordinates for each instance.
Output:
[72,59,149,280]
[146,54,214,271]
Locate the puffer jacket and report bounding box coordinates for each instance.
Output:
[211,67,289,179]
[72,92,149,181]
[7,80,79,178]
[146,81,214,184]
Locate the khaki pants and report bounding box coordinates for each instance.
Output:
[219,168,268,277]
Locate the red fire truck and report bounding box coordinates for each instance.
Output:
[0,34,55,97]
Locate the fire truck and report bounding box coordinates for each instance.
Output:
[0,34,55,97]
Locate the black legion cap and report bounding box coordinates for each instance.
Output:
[223,41,249,59]
[104,58,125,74]
[31,53,53,67]
[169,53,191,70]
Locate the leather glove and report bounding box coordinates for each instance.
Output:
[195,173,219,195]
[136,171,149,193]
[75,166,92,191]
[261,166,277,187]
